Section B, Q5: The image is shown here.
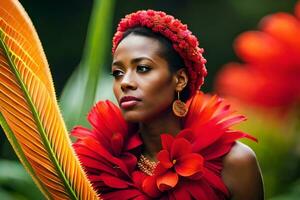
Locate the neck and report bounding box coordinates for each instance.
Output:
[139,109,182,161]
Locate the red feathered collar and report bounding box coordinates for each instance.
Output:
[72,91,256,200]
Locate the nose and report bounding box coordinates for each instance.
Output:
[120,72,137,92]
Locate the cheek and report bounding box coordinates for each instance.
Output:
[143,73,174,99]
[149,87,174,112]
[139,73,175,116]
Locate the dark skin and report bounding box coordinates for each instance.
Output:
[222,142,264,200]
[112,34,264,199]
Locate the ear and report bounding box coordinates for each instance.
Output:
[174,68,188,92]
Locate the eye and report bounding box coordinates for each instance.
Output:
[137,65,151,73]
[110,69,124,79]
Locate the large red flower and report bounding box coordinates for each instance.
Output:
[155,134,204,190]
[73,92,256,200]
[215,1,300,111]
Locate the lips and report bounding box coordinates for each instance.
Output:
[120,96,141,109]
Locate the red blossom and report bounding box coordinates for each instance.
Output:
[154,134,204,191]
[215,1,300,111]
[159,135,204,177]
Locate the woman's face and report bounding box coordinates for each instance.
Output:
[112,34,177,123]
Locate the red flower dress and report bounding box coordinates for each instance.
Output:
[72,92,256,200]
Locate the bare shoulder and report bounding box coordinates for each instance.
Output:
[222,142,264,200]
[223,141,257,168]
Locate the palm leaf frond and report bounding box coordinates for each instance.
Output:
[0,0,99,199]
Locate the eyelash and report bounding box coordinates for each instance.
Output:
[136,65,151,73]
[110,69,124,78]
[110,65,151,78]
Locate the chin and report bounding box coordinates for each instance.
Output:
[121,110,153,123]
[121,110,142,123]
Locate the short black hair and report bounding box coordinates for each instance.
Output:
[120,26,189,101]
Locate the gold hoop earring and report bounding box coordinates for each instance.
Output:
[172,91,188,117]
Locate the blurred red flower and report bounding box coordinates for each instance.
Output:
[215,1,300,111]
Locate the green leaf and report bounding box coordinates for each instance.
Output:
[60,0,116,130]
[0,160,43,200]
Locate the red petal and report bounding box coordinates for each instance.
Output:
[192,125,223,152]
[73,143,100,160]
[218,115,246,129]
[121,152,137,173]
[98,173,131,188]
[111,132,124,155]
[76,155,115,175]
[125,132,143,151]
[185,92,229,131]
[142,176,161,198]
[71,126,95,139]
[184,91,205,128]
[261,13,300,55]
[161,134,174,150]
[203,131,256,161]
[83,138,130,175]
[175,153,203,177]
[196,95,222,125]
[157,150,173,168]
[176,129,195,142]
[132,171,147,190]
[153,162,169,175]
[216,64,260,105]
[170,138,192,159]
[134,195,152,200]
[102,189,143,199]
[215,63,300,109]
[77,138,113,162]
[186,180,219,200]
[171,182,192,200]
[156,171,179,191]
[88,101,128,139]
[234,31,288,65]
[203,168,229,196]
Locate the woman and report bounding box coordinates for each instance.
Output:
[73,10,264,200]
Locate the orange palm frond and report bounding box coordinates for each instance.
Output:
[0,0,99,199]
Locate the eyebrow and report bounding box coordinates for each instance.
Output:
[112,56,156,66]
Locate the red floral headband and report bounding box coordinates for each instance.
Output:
[112,10,207,97]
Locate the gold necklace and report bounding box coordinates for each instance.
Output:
[137,154,158,176]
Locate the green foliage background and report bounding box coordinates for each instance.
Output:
[1,0,299,199]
